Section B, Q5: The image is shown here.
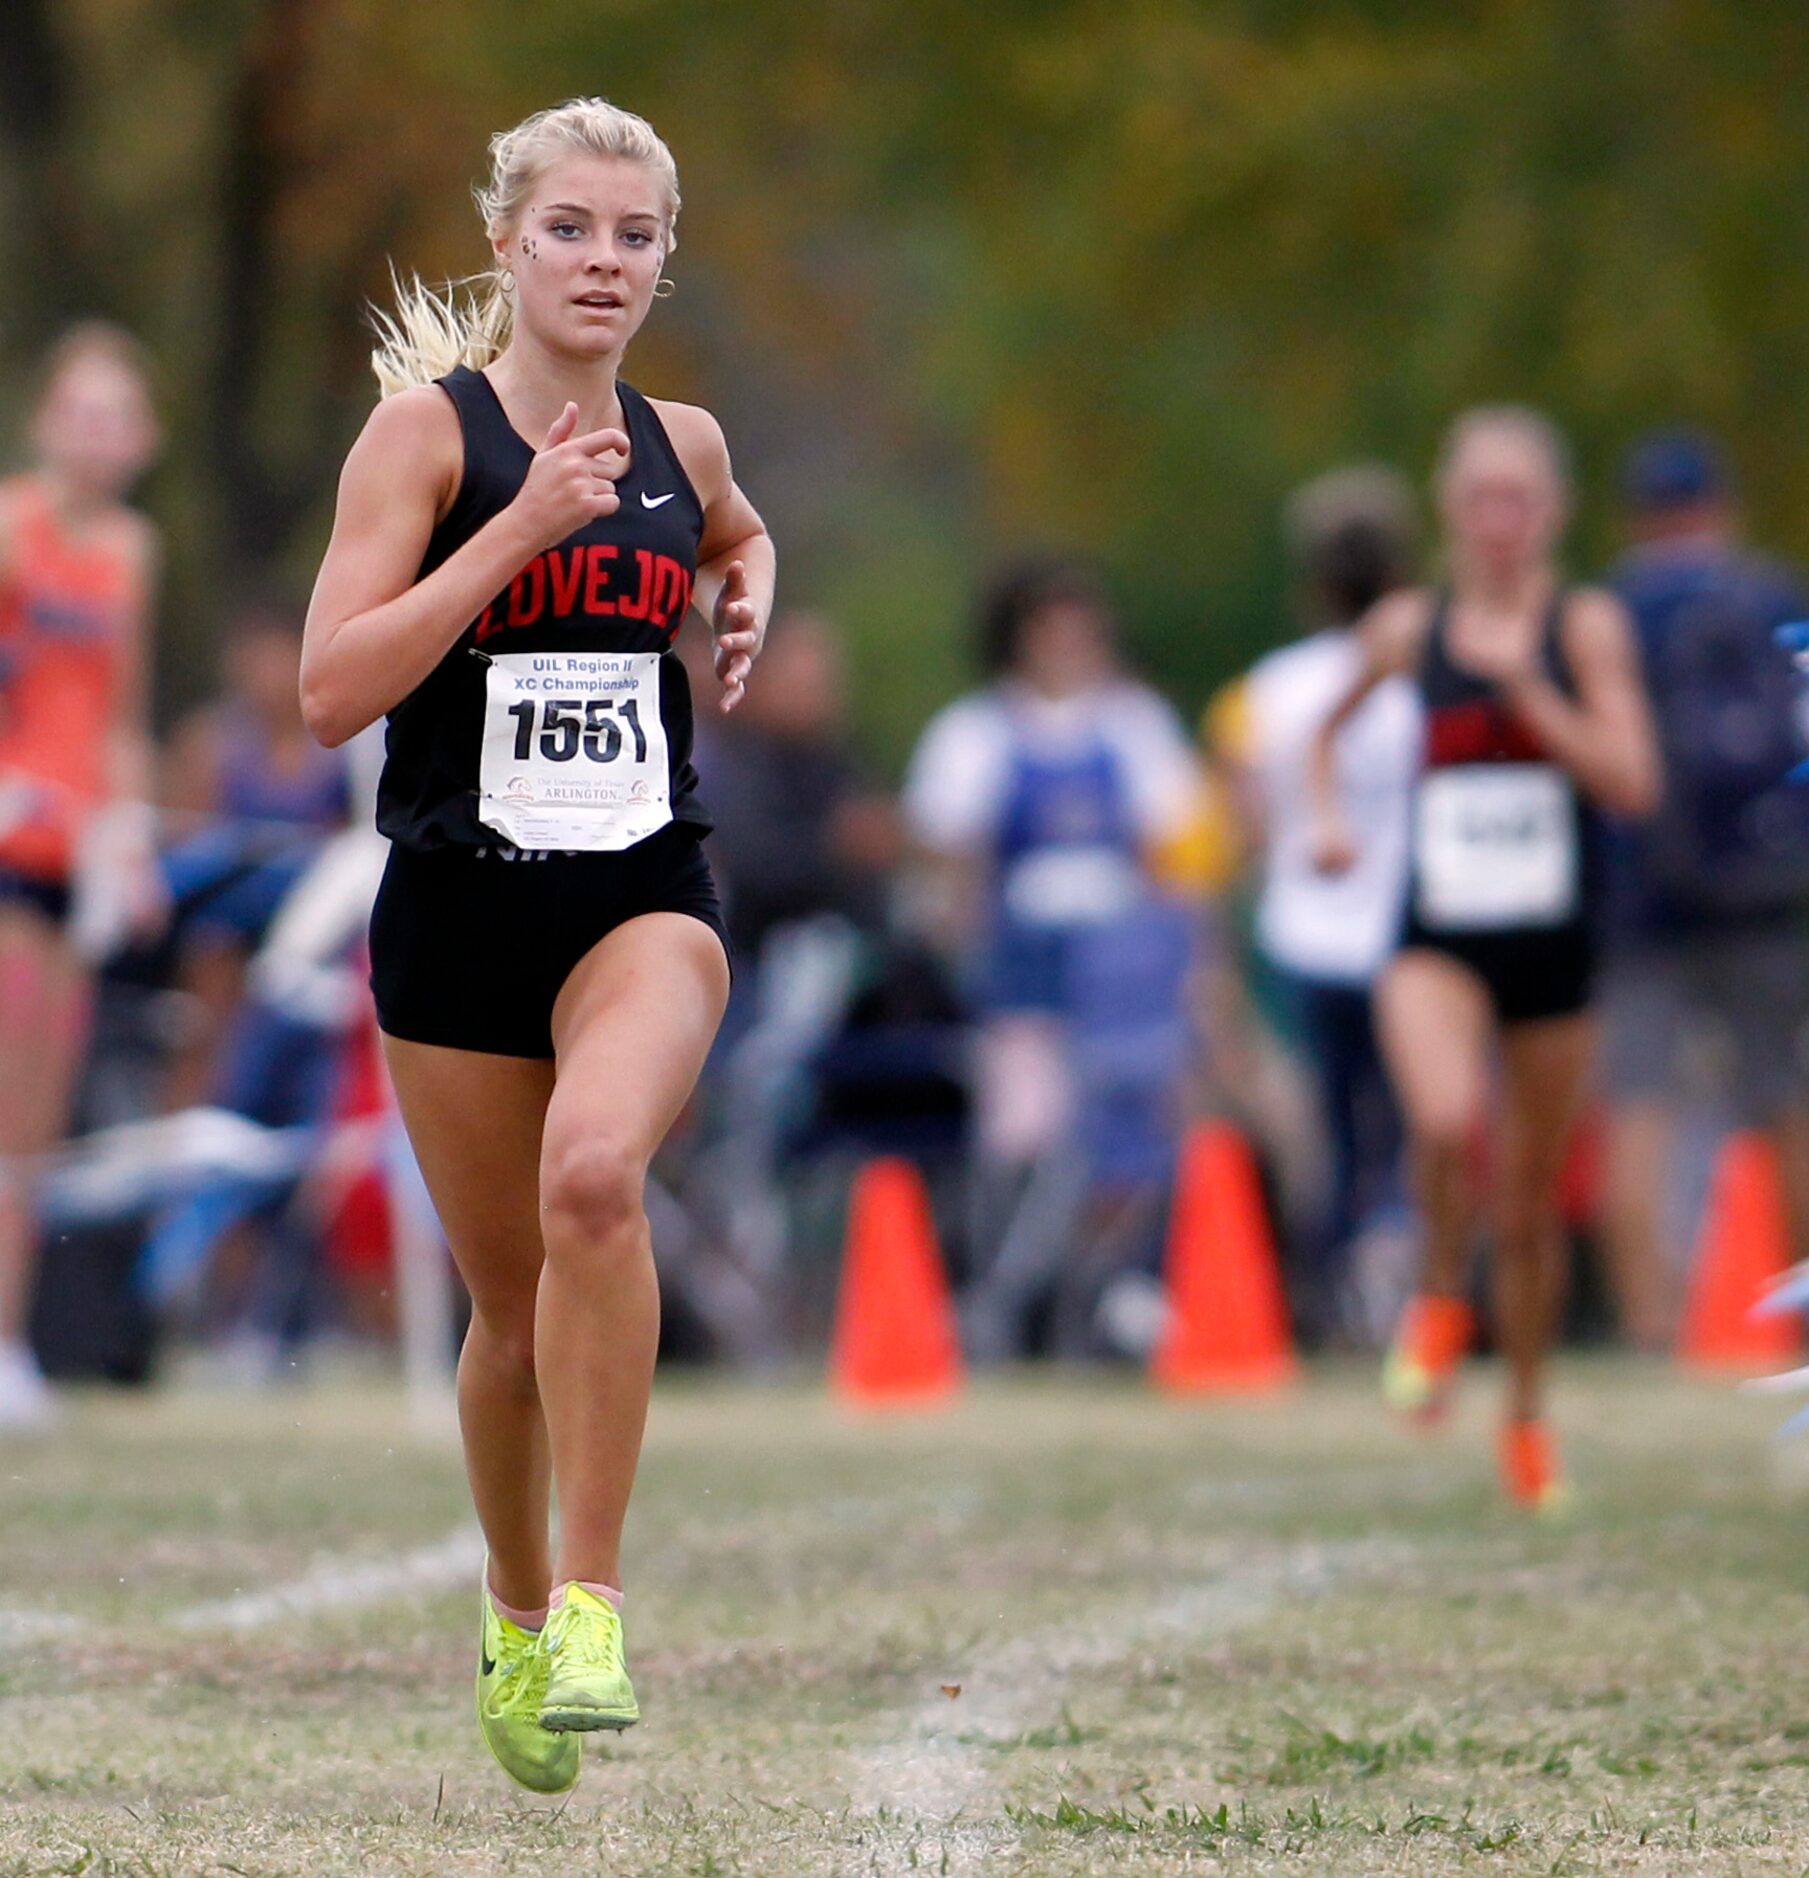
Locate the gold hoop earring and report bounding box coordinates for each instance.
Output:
[499,269,516,294]
[653,277,676,300]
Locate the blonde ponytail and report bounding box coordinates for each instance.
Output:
[369,97,681,397]
[370,270,511,398]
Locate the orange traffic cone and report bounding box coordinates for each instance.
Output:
[830,1157,963,1406]
[1151,1120,1297,1394]
[1678,1132,1801,1371]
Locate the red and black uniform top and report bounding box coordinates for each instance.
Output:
[375,364,709,851]
[1401,589,1597,945]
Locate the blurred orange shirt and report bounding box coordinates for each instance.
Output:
[0,475,141,881]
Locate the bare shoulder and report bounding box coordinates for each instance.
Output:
[340,386,462,510]
[0,476,159,589]
[1362,585,1437,670]
[645,397,731,502]
[645,397,727,456]
[1368,585,1436,633]
[1560,584,1638,666]
[356,384,462,458]
[1562,584,1633,635]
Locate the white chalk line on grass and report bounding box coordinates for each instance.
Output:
[0,1527,482,1655]
[4,1481,1416,1653]
[169,1524,484,1632]
[0,1607,80,1644]
[844,1537,1405,1870]
[1181,1460,1468,1513]
[1,1528,482,1645]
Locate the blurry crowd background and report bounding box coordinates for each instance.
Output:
[3,1,1809,1410]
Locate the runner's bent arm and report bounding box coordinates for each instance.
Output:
[1501,589,1658,818]
[656,400,775,714]
[106,517,159,807]
[1306,589,1428,871]
[301,391,627,748]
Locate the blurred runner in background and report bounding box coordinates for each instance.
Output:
[1311,407,1658,1510]
[1216,465,1420,1343]
[0,323,163,1430]
[1598,433,1809,1348]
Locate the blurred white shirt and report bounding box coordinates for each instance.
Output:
[1243,630,1420,985]
[903,679,1199,857]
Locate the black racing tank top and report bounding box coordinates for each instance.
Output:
[375,364,710,851]
[1404,589,1595,938]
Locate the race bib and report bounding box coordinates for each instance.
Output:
[1414,764,1577,930]
[476,651,672,852]
[1002,846,1144,925]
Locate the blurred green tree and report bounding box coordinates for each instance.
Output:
[3,0,1806,759]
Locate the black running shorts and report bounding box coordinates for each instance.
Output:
[0,866,72,928]
[369,823,731,1059]
[1396,917,1594,1027]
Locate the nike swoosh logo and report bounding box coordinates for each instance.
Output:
[480,1649,496,1677]
[641,491,676,509]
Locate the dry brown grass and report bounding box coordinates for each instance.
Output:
[2,1360,1805,1874]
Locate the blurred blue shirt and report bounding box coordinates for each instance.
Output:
[1605,538,1808,942]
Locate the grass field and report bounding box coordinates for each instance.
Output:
[4,1360,1809,1876]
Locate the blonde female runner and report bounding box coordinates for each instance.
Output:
[303,98,772,1789]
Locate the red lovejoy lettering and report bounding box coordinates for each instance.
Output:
[616,549,656,622]
[507,556,546,628]
[548,547,585,615]
[584,544,619,616]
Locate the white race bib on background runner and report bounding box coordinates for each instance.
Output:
[476,651,672,852]
[1414,764,1577,930]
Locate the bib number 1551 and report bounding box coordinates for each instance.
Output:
[476,649,673,852]
[506,695,649,766]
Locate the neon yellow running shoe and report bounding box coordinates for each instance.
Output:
[540,1584,639,1734]
[476,1580,580,1793]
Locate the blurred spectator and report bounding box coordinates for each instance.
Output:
[675,611,901,1359]
[902,559,1203,1354]
[1214,466,1421,1342]
[0,323,163,1429]
[1599,433,1809,1347]
[697,608,897,974]
[157,605,351,1111]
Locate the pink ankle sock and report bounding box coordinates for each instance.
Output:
[485,1580,549,1632]
[553,1579,624,1613]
